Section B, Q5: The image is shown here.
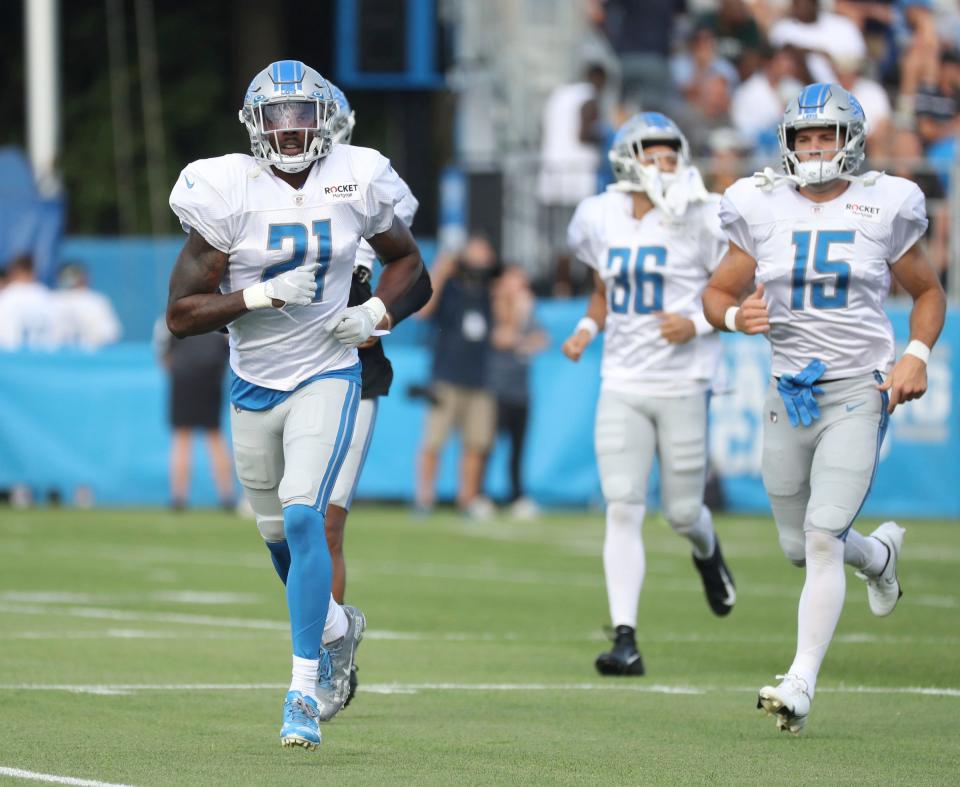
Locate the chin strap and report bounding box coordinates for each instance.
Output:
[753,166,885,192]
[608,166,711,220]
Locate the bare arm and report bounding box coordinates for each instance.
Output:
[702,241,768,333]
[368,218,424,321]
[879,241,947,412]
[166,230,247,338]
[562,271,608,361]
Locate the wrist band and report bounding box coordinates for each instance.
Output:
[724,306,740,333]
[364,296,387,325]
[243,282,273,310]
[576,317,599,340]
[904,339,931,364]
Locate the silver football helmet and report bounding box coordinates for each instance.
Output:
[608,112,692,193]
[239,60,337,173]
[779,83,866,185]
[328,83,356,146]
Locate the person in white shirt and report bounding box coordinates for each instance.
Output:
[166,60,424,749]
[704,83,946,735]
[54,263,122,349]
[562,113,737,678]
[768,0,867,84]
[0,256,62,351]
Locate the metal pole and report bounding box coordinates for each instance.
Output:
[105,0,139,234]
[25,0,61,196]
[134,0,169,236]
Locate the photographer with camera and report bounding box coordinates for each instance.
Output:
[415,235,502,518]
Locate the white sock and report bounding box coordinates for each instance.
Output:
[843,529,887,576]
[603,502,646,629]
[685,505,717,560]
[290,655,319,699]
[322,596,348,645]
[788,531,846,697]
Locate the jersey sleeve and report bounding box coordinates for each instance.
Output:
[699,195,728,273]
[395,177,419,228]
[566,197,603,270]
[360,155,406,239]
[889,183,929,262]
[168,163,239,254]
[718,188,756,258]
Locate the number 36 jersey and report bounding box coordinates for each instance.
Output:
[567,190,726,396]
[169,145,406,391]
[720,173,927,379]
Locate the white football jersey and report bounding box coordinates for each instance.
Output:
[720,172,928,378]
[568,189,726,396]
[169,145,406,391]
[353,178,418,273]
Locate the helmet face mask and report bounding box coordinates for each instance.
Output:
[779,83,866,187]
[608,112,691,198]
[239,60,337,173]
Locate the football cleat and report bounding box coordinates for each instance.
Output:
[692,539,736,617]
[757,674,811,734]
[855,521,905,617]
[315,605,366,721]
[595,625,645,676]
[314,647,338,721]
[280,690,321,749]
[343,664,358,709]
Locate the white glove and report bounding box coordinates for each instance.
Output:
[243,262,318,310]
[324,297,387,347]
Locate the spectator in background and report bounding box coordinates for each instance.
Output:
[596,0,686,112]
[704,128,750,194]
[671,24,740,102]
[0,255,62,351]
[487,266,548,519]
[768,0,867,84]
[673,72,735,157]
[832,55,892,156]
[415,235,501,518]
[538,62,611,297]
[731,46,804,148]
[916,47,960,161]
[153,319,234,511]
[54,262,122,349]
[696,0,765,81]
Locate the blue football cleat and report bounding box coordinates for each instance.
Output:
[280,690,321,750]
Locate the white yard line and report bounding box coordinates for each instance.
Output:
[0,766,134,787]
[0,681,957,698]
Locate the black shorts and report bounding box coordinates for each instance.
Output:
[350,269,393,399]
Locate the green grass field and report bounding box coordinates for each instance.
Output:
[0,506,958,786]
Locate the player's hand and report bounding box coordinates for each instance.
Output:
[656,312,696,344]
[262,262,319,308]
[325,297,387,347]
[878,355,928,414]
[737,282,770,334]
[357,314,391,349]
[562,330,592,362]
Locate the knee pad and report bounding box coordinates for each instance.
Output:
[779,530,807,567]
[664,498,701,535]
[806,502,854,538]
[283,504,323,549]
[256,517,285,543]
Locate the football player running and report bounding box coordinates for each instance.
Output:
[322,84,431,707]
[703,83,945,734]
[166,61,424,750]
[562,113,737,677]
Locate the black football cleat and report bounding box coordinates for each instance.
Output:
[693,538,736,616]
[595,625,645,676]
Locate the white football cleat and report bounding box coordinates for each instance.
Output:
[855,521,905,617]
[757,674,811,734]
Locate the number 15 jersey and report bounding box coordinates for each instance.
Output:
[719,172,927,379]
[169,145,406,391]
[567,190,726,396]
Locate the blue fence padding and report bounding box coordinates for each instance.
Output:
[58,236,440,343]
[0,303,957,516]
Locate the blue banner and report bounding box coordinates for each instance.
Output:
[0,303,957,517]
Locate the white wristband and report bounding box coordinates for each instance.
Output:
[364,296,387,325]
[242,282,274,310]
[576,317,599,341]
[724,306,740,333]
[904,339,931,365]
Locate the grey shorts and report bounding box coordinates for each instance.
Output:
[761,372,889,551]
[328,398,378,511]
